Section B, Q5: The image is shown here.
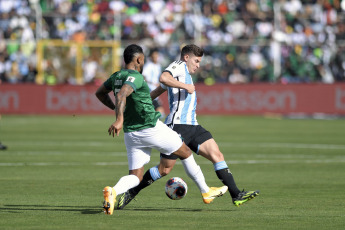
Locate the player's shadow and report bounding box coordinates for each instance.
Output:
[1,204,102,215]
[1,204,232,214]
[124,207,233,212]
[126,207,203,212]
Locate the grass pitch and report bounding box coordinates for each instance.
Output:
[0,115,344,229]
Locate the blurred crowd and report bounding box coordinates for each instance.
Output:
[0,0,345,85]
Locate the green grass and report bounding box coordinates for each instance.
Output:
[0,115,344,229]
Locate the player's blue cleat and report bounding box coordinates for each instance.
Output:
[232,190,259,207]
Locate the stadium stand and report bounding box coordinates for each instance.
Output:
[0,0,344,85]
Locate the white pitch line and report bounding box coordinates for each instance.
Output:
[6,151,337,160]
[8,151,127,156]
[5,141,110,147]
[218,142,345,150]
[6,141,345,150]
[1,158,345,167]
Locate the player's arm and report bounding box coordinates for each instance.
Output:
[150,85,166,100]
[95,84,116,110]
[159,71,195,94]
[108,84,134,137]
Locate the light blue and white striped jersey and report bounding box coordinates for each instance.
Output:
[163,61,198,125]
[142,61,161,92]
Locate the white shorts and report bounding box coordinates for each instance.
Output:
[124,120,183,170]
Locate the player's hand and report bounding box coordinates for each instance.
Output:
[108,121,123,137]
[185,84,195,94]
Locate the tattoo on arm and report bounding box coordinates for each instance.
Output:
[115,84,134,118]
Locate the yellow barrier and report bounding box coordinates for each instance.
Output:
[36,40,120,85]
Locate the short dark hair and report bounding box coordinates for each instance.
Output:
[180,44,204,59]
[149,48,159,57]
[123,44,144,64]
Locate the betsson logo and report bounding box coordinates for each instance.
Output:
[197,89,297,111]
[0,91,19,110]
[336,87,345,110]
[46,88,106,111]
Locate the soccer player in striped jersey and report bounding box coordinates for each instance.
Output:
[117,44,259,209]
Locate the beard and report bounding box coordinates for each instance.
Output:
[139,65,144,74]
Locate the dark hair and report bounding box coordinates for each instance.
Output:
[180,44,204,59]
[149,48,159,57]
[123,44,144,64]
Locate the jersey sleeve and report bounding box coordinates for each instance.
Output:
[124,73,144,92]
[164,61,184,79]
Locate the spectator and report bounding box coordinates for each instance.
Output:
[229,68,248,84]
[83,56,98,84]
[142,48,165,118]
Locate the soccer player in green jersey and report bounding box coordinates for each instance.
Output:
[95,44,226,215]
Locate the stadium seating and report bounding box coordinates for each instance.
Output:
[0,0,344,84]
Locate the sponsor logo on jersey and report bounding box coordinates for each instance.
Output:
[114,80,122,85]
[126,76,135,82]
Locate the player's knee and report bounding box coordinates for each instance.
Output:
[160,167,172,177]
[174,144,192,160]
[181,145,192,159]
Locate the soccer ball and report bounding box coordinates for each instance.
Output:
[165,177,188,200]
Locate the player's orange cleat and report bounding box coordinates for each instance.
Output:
[202,186,228,204]
[103,186,116,215]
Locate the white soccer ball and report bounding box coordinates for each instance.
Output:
[165,177,188,200]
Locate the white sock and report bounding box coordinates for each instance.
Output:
[181,154,209,193]
[113,175,140,195]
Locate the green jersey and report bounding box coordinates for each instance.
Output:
[104,69,161,132]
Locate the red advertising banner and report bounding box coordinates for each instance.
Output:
[1,83,345,115]
[195,83,345,115]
